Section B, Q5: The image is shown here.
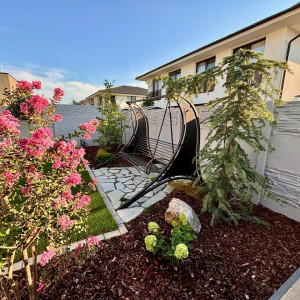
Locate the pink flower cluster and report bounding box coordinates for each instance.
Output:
[18,128,54,156]
[57,215,76,230]
[20,95,49,115]
[0,137,13,156]
[54,189,74,209]
[87,236,98,248]
[36,282,43,292]
[0,110,20,136]
[17,80,32,92]
[40,247,55,266]
[31,81,42,90]
[78,119,99,140]
[53,88,64,101]
[2,171,20,186]
[76,194,91,209]
[64,172,82,187]
[17,80,42,92]
[54,141,85,170]
[88,182,96,191]
[49,114,63,122]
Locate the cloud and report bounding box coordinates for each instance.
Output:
[125,81,148,89]
[5,64,102,104]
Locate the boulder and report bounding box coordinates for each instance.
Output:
[165,198,201,233]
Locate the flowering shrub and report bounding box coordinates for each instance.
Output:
[0,81,99,300]
[144,214,196,265]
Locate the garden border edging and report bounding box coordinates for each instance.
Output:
[268,266,300,300]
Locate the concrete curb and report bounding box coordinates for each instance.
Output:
[269,267,300,300]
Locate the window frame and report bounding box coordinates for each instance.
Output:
[152,79,162,98]
[169,69,181,81]
[233,38,266,83]
[196,56,216,93]
[233,38,266,54]
[127,96,136,102]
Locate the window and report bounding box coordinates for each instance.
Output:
[233,39,266,83]
[169,69,181,81]
[111,96,116,104]
[233,39,265,54]
[127,96,136,102]
[152,79,162,98]
[196,57,216,92]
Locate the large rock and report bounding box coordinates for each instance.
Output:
[165,198,201,233]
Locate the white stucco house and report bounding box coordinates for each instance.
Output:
[136,3,300,107]
[80,85,148,109]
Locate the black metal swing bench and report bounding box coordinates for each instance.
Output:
[93,95,202,210]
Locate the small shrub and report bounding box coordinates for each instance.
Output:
[95,149,114,164]
[169,181,199,200]
[144,214,196,265]
[120,197,127,202]
[143,205,153,213]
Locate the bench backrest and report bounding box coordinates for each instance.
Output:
[135,136,178,165]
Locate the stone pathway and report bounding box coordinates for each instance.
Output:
[92,166,173,222]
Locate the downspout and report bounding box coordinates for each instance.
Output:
[280,33,300,93]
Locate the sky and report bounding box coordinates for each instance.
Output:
[0,0,297,103]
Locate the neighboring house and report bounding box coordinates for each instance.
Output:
[136,3,300,107]
[80,85,148,109]
[0,72,18,100]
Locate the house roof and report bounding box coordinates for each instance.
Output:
[136,2,300,81]
[85,85,148,99]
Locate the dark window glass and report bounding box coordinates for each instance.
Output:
[127,96,136,102]
[169,69,181,81]
[152,79,162,98]
[196,57,216,92]
[233,39,265,83]
[111,96,116,104]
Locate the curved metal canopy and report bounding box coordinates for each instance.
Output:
[94,97,202,210]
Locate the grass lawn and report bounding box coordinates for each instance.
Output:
[2,168,118,262]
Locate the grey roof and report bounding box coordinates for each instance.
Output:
[86,85,148,99]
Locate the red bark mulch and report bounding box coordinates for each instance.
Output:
[15,191,300,299]
[83,146,134,169]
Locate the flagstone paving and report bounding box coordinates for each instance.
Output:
[92,166,174,222]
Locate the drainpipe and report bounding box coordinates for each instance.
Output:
[280,33,300,93]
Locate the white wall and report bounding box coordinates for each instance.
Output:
[146,26,300,106]
[53,105,101,146]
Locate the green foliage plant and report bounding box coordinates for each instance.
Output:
[0,80,99,300]
[94,148,114,165]
[144,214,196,265]
[160,49,289,226]
[94,80,126,151]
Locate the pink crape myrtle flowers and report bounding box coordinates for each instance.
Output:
[53,88,64,101]
[40,247,55,266]
[87,236,99,248]
[36,282,43,292]
[17,80,42,92]
[49,114,63,122]
[78,119,99,140]
[64,172,82,187]
[0,110,20,135]
[20,95,49,115]
[18,128,54,156]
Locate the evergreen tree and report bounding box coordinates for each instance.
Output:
[162,49,289,225]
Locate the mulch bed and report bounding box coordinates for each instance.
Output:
[15,191,300,299]
[83,146,151,169]
[83,146,134,169]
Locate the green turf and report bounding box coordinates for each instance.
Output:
[3,168,118,262]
